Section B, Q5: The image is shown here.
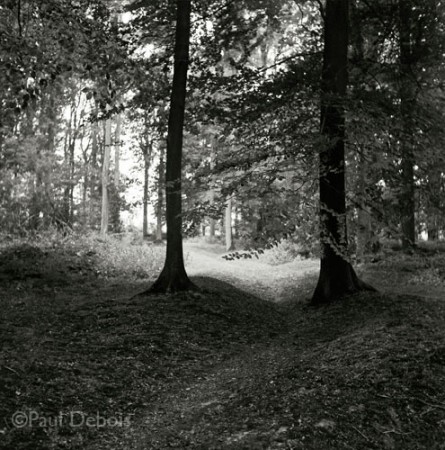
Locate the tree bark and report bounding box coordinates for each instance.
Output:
[427,167,441,240]
[208,137,216,237]
[68,103,76,225]
[149,0,195,293]
[114,118,121,189]
[155,144,165,242]
[312,0,374,305]
[89,104,99,228]
[225,196,235,251]
[142,144,152,238]
[100,116,112,235]
[114,113,121,187]
[62,103,74,226]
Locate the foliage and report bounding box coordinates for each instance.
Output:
[71,233,165,279]
[0,230,165,281]
[260,238,314,265]
[1,0,444,249]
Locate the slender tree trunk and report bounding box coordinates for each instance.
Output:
[233,203,240,238]
[155,145,165,242]
[89,105,99,228]
[25,96,41,230]
[209,138,216,237]
[63,107,73,225]
[100,117,112,235]
[143,149,151,238]
[68,110,76,225]
[149,0,195,292]
[427,167,441,240]
[208,199,216,237]
[112,113,122,230]
[312,0,374,304]
[114,114,121,188]
[41,85,56,228]
[427,216,438,241]
[399,0,416,249]
[82,171,88,227]
[225,196,234,251]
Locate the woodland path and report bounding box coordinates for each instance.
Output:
[90,245,323,449]
[183,242,445,303]
[88,243,445,449]
[184,242,319,304]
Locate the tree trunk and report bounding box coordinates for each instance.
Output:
[100,116,112,235]
[89,104,99,228]
[427,167,441,240]
[208,137,216,237]
[25,96,41,230]
[225,196,235,251]
[112,113,121,229]
[209,217,215,237]
[398,0,416,249]
[233,203,240,238]
[149,0,195,293]
[63,106,73,226]
[143,150,150,238]
[68,108,76,225]
[312,0,374,305]
[114,114,121,188]
[155,144,165,242]
[427,215,438,241]
[41,85,56,228]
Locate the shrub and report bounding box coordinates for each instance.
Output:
[260,239,314,266]
[68,233,165,279]
[0,230,165,280]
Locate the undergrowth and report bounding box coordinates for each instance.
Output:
[260,239,314,266]
[0,231,164,281]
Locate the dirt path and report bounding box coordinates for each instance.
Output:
[89,246,445,449]
[97,338,297,450]
[89,245,321,449]
[184,243,319,303]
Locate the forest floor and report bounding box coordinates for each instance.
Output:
[1,235,445,449]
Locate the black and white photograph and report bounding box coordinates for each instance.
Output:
[1,0,445,448]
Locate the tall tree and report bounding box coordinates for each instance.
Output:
[148,0,195,293]
[312,0,373,304]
